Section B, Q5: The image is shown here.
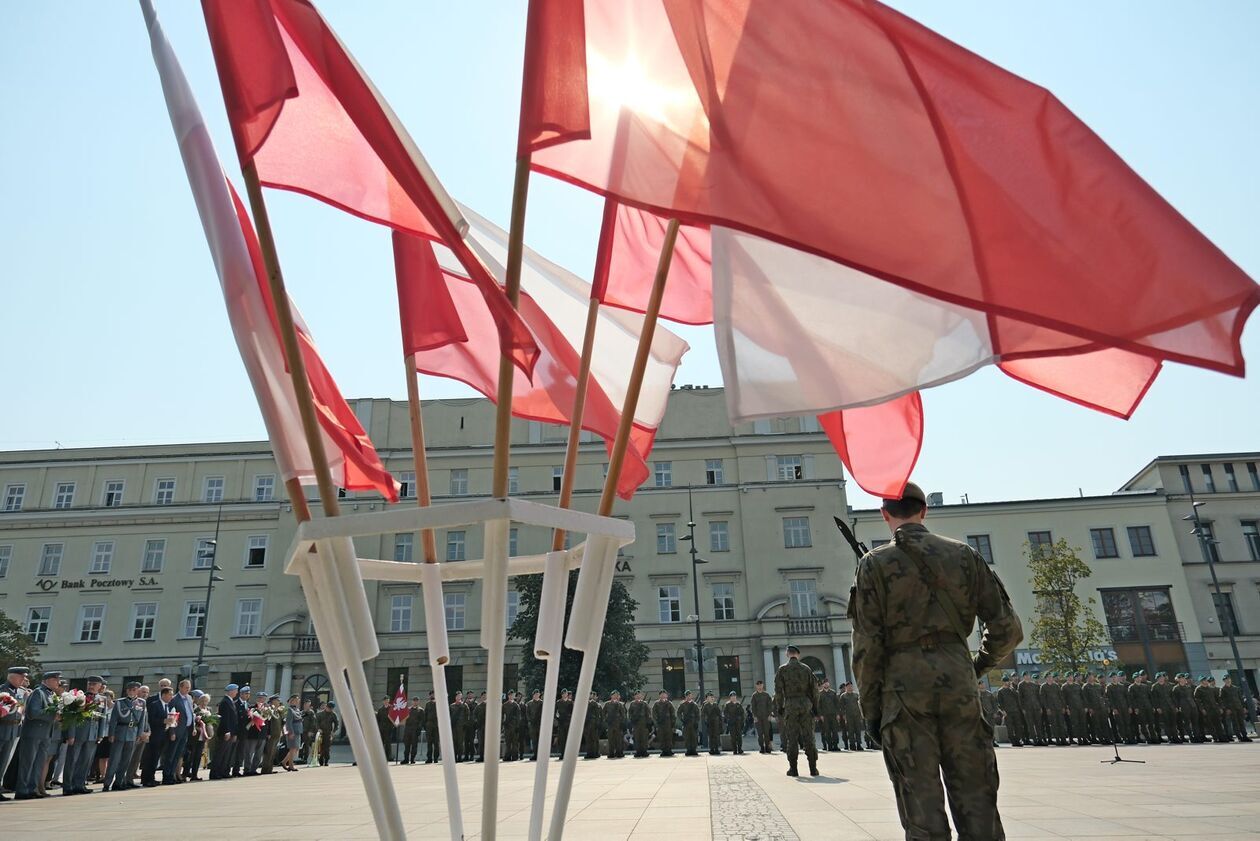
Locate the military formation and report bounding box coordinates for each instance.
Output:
[0,666,336,801]
[989,669,1253,746]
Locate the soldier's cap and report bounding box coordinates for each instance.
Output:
[1223,675,1233,681]
[126,681,142,690]
[1199,675,1209,682]
[7,666,28,675]
[41,671,62,680]
[327,702,336,708]
[880,481,927,507]
[785,644,801,654]
[86,674,104,683]
[1030,671,1039,678]
[1046,671,1057,677]
[1155,671,1166,678]
[240,685,252,693]
[191,690,205,699]
[1000,675,1010,682]
[1209,677,1217,682]
[225,683,239,692]
[704,692,714,697]
[1131,671,1142,679]
[729,691,737,697]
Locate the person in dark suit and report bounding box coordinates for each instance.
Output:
[141,686,174,787]
[210,684,239,779]
[231,687,249,777]
[162,679,194,784]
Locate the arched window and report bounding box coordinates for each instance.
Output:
[800,656,826,684]
[302,673,331,706]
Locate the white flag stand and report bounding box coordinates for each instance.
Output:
[284,498,634,841]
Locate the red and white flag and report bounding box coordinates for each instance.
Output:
[142,0,397,501]
[388,680,408,727]
[519,0,1257,414]
[202,0,538,376]
[395,205,688,499]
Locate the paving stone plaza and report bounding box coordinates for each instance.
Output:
[5,742,1257,840]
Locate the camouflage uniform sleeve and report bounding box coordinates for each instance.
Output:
[809,671,820,717]
[970,547,1024,674]
[773,667,785,717]
[850,553,886,721]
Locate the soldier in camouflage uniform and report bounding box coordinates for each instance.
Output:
[678,690,701,756]
[1150,672,1181,743]
[839,683,864,751]
[554,690,573,758]
[1082,673,1111,745]
[1128,671,1157,744]
[724,692,746,755]
[628,691,652,758]
[774,644,819,777]
[851,482,1023,841]
[1195,676,1224,742]
[423,692,440,763]
[996,675,1025,746]
[1106,673,1135,744]
[1017,673,1046,746]
[449,693,467,762]
[817,680,840,751]
[1039,673,1068,746]
[603,691,627,758]
[651,691,676,757]
[701,692,723,755]
[1062,674,1088,744]
[582,691,602,759]
[977,681,999,748]
[1219,675,1253,742]
[749,680,774,754]
[502,693,522,761]
[1172,674,1200,743]
[526,690,544,760]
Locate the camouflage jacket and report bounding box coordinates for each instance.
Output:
[1039,682,1065,712]
[723,701,744,728]
[526,699,543,726]
[1219,685,1245,712]
[651,699,676,730]
[1194,685,1219,713]
[627,700,651,727]
[1062,681,1085,711]
[1150,681,1174,708]
[677,699,699,728]
[851,524,1022,721]
[838,691,862,720]
[749,690,773,719]
[700,701,722,730]
[1081,682,1107,710]
[996,685,1022,715]
[817,688,839,715]
[603,700,627,729]
[773,659,819,717]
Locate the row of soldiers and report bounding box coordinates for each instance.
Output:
[979,669,1254,746]
[378,678,871,763]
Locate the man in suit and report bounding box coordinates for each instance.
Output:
[210,684,240,779]
[103,682,144,791]
[15,670,60,799]
[141,686,173,787]
[232,686,250,776]
[64,674,106,795]
[162,679,194,784]
[0,666,30,800]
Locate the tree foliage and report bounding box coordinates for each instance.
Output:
[0,610,42,676]
[509,571,649,697]
[1026,538,1109,674]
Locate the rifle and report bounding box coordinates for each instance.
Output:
[833,516,869,560]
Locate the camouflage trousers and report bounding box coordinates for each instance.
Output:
[780,703,817,767]
[879,691,1004,841]
[754,717,773,752]
[999,708,1025,744]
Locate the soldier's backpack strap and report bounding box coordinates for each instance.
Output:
[898,538,973,648]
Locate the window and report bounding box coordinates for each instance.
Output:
[783,516,812,548]
[1202,464,1216,493]
[1127,526,1157,557]
[398,470,416,499]
[103,480,125,507]
[1243,521,1260,562]
[0,545,9,578]
[790,579,819,617]
[2,484,25,512]
[244,535,268,568]
[552,467,563,492]
[393,533,414,563]
[658,585,682,623]
[131,603,158,640]
[153,478,176,505]
[776,455,803,481]
[53,482,75,509]
[1178,464,1193,494]
[506,590,521,628]
[508,467,519,495]
[26,607,51,644]
[449,468,469,496]
[389,595,413,633]
[182,601,207,639]
[77,604,105,643]
[139,538,165,573]
[1196,522,1221,564]
[654,461,672,487]
[1090,528,1119,559]
[966,534,994,565]
[446,530,466,562]
[656,523,676,554]
[38,543,63,576]
[1213,591,1240,636]
[444,592,466,630]
[705,459,724,485]
[509,528,519,557]
[712,582,735,621]
[1224,464,1239,493]
[1248,462,1260,492]
[203,476,225,503]
[89,540,115,574]
[234,598,263,636]
[193,537,215,570]
[709,521,730,552]
[254,474,276,501]
[1027,531,1054,557]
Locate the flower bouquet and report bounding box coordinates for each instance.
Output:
[57,689,101,731]
[0,691,21,719]
[195,707,220,728]
[248,708,266,731]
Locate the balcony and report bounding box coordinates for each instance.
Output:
[292,634,321,653]
[786,617,829,636]
[1106,622,1184,643]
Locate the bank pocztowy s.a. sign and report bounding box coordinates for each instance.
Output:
[35,577,160,592]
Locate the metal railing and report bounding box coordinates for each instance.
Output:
[1106,622,1184,643]
[786,617,829,636]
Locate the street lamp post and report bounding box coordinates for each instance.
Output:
[1185,494,1256,729]
[680,484,708,699]
[193,503,227,692]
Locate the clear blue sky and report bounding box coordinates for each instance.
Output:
[2,2,1256,510]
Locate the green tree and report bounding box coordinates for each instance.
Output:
[0,609,42,676]
[509,571,649,697]
[1026,538,1109,674]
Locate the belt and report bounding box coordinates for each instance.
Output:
[888,630,968,652]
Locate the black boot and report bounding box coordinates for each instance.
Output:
[808,758,819,777]
[786,751,798,777]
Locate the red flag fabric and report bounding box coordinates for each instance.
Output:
[521,0,1257,378]
[518,0,591,156]
[388,680,408,727]
[818,394,923,500]
[202,0,537,376]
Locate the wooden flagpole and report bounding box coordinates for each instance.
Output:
[241,163,404,841]
[404,355,438,562]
